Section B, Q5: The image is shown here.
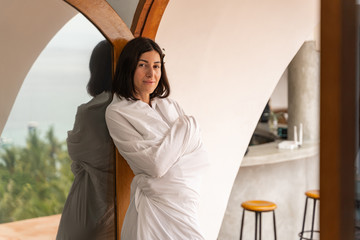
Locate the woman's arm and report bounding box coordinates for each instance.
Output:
[106,109,200,178]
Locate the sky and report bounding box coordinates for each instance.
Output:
[1,14,105,146]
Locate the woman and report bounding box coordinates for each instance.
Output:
[57,40,115,240]
[105,37,208,240]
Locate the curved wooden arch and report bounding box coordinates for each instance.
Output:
[63,0,169,239]
[131,0,169,39]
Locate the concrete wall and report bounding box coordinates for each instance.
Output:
[288,41,320,141]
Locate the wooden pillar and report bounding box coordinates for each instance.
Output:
[131,0,169,39]
[320,0,357,239]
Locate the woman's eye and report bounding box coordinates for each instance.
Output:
[138,63,145,67]
[154,65,160,69]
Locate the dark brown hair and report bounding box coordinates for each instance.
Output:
[87,40,113,97]
[113,37,170,100]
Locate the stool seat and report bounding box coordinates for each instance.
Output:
[305,190,320,200]
[241,200,277,212]
[240,200,277,240]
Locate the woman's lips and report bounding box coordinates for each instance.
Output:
[143,80,155,84]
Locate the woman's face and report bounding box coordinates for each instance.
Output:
[133,50,161,103]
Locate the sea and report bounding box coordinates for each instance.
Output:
[1,14,106,147]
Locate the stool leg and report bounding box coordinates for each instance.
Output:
[300,197,309,240]
[310,199,317,240]
[273,210,277,240]
[255,212,258,240]
[240,209,245,240]
[259,212,262,240]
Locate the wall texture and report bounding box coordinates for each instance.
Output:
[288,41,320,141]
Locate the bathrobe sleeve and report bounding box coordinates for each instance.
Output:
[106,109,201,178]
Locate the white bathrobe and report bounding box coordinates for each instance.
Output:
[106,95,208,240]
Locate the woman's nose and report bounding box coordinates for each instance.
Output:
[146,68,154,77]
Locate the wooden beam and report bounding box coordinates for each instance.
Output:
[63,0,133,60]
[131,0,169,39]
[320,0,357,239]
[141,0,169,39]
[114,152,134,240]
[131,0,153,38]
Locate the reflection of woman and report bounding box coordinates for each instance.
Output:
[106,37,208,240]
[56,40,115,240]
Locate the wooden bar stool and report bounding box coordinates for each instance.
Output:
[240,200,277,240]
[299,190,320,240]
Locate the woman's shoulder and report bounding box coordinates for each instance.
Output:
[106,94,145,120]
[105,94,126,116]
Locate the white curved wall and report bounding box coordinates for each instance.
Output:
[155,0,319,238]
[0,0,77,135]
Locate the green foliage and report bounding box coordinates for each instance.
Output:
[0,126,73,223]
